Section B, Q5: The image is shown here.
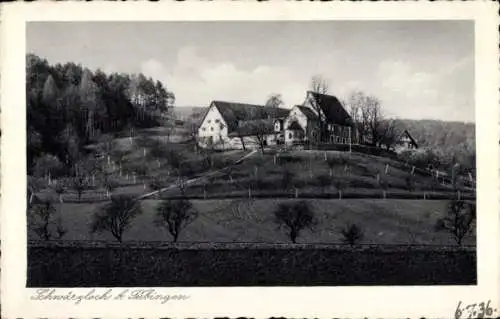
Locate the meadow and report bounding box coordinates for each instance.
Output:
[28,198,476,246]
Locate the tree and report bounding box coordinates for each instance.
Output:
[317,175,332,194]
[103,175,118,199]
[79,69,102,141]
[362,96,384,147]
[405,171,415,192]
[378,119,400,150]
[42,74,60,110]
[274,200,316,243]
[435,200,476,246]
[54,183,65,203]
[346,91,385,147]
[154,199,199,242]
[29,200,67,240]
[238,118,271,154]
[341,223,364,247]
[72,175,87,200]
[309,75,330,142]
[89,195,142,242]
[333,177,347,200]
[265,93,284,108]
[281,168,295,191]
[310,75,329,94]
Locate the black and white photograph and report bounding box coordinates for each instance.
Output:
[1,2,499,318]
[25,20,478,287]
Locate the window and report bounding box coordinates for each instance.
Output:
[215,119,220,123]
[289,133,292,139]
[208,120,212,124]
[202,127,206,131]
[211,127,214,132]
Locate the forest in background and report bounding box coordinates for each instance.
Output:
[27,54,476,179]
[27,53,175,176]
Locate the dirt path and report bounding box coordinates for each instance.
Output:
[137,149,258,200]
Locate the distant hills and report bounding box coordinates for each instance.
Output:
[173,106,206,121]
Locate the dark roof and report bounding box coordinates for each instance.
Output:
[307,91,352,126]
[227,118,276,137]
[295,105,319,121]
[403,130,419,148]
[207,101,289,133]
[287,120,304,131]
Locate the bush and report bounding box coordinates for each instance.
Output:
[341,223,364,247]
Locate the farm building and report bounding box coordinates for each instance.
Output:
[394,129,419,152]
[197,91,356,150]
[196,101,289,149]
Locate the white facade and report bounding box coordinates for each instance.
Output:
[283,106,313,144]
[197,104,229,147]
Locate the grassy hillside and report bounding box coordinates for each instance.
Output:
[30,198,476,246]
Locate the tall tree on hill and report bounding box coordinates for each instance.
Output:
[79,69,101,141]
[265,93,284,108]
[346,90,385,147]
[309,75,330,142]
[310,75,329,95]
[378,119,400,151]
[42,74,59,110]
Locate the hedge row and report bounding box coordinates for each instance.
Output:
[28,245,476,287]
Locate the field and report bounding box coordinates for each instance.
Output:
[28,126,477,287]
[28,198,476,246]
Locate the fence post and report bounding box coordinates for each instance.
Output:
[295,187,299,198]
[385,164,389,175]
[376,173,380,182]
[324,152,327,161]
[457,190,461,200]
[423,192,426,200]
[411,166,415,176]
[248,187,252,199]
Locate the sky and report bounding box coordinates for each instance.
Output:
[27,21,474,122]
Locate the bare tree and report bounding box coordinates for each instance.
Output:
[310,75,329,94]
[281,168,295,191]
[90,195,143,242]
[154,199,199,242]
[72,175,87,201]
[362,96,384,147]
[309,75,330,142]
[265,93,284,108]
[435,200,476,246]
[238,119,271,154]
[29,200,67,240]
[378,119,400,150]
[274,200,316,243]
[54,183,65,203]
[346,91,385,147]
